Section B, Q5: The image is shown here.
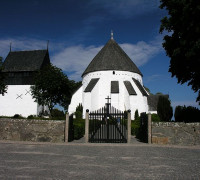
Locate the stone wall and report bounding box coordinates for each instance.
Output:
[152,122,200,145]
[0,118,65,143]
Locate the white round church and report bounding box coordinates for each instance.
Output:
[68,35,151,119]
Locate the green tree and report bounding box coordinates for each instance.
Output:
[160,0,200,104]
[157,96,173,122]
[174,105,183,122]
[31,64,78,115]
[175,105,200,122]
[0,57,7,95]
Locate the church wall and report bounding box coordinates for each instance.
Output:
[110,94,119,110]
[123,81,131,111]
[80,70,149,119]
[129,81,149,117]
[83,93,91,117]
[0,85,38,117]
[91,80,99,111]
[68,86,83,115]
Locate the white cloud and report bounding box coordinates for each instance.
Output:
[0,38,48,58]
[52,37,162,81]
[52,45,102,80]
[121,40,161,67]
[0,36,162,81]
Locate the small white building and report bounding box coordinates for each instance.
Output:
[0,49,50,117]
[69,35,156,119]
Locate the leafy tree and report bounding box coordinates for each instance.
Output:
[174,105,183,122]
[0,57,7,95]
[51,108,65,119]
[160,0,200,104]
[175,105,200,122]
[31,64,79,115]
[157,96,173,122]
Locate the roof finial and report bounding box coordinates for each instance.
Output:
[10,42,12,52]
[111,30,114,40]
[47,40,49,50]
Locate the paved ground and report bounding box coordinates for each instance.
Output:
[0,140,200,180]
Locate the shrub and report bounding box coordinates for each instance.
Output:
[134,109,139,120]
[27,115,34,119]
[131,118,140,136]
[13,114,24,119]
[75,103,83,119]
[73,118,85,140]
[151,114,160,122]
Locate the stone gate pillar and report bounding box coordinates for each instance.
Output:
[65,113,69,143]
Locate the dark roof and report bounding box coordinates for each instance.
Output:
[82,39,142,77]
[148,94,169,111]
[3,50,50,72]
[111,81,119,93]
[84,78,99,92]
[124,81,137,95]
[132,78,148,96]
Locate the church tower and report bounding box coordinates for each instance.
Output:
[69,34,149,119]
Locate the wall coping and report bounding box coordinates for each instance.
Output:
[152,122,200,127]
[0,118,65,123]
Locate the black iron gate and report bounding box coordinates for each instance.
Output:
[89,103,127,143]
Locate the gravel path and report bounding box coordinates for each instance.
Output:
[0,140,200,180]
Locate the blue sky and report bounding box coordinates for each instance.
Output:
[0,0,199,110]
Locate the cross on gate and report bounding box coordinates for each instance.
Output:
[25,89,31,95]
[16,94,23,99]
[105,96,111,115]
[105,96,111,104]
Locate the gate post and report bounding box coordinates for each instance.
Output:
[148,113,152,144]
[85,109,89,143]
[65,113,69,143]
[127,110,131,143]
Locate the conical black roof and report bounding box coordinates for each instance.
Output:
[82,39,142,77]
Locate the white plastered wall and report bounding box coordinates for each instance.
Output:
[0,85,38,117]
[69,70,149,119]
[68,86,83,115]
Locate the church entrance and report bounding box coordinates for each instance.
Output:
[89,97,127,143]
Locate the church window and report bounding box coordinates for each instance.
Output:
[132,78,148,96]
[84,78,100,92]
[111,81,119,93]
[124,81,137,95]
[113,71,115,75]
